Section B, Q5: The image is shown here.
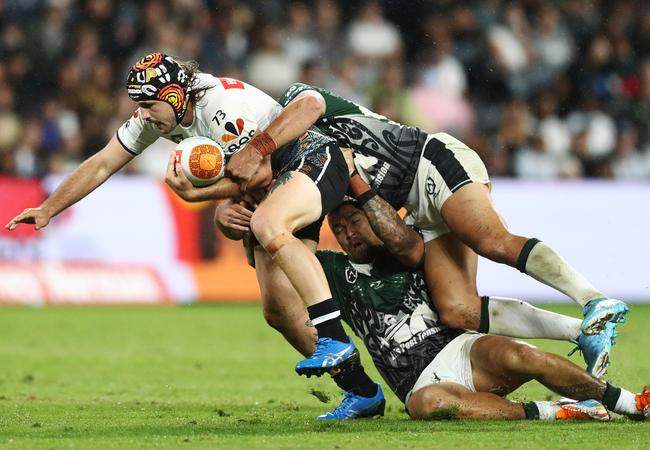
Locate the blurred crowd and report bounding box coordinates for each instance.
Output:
[1,0,649,179]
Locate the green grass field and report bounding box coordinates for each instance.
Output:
[0,304,648,449]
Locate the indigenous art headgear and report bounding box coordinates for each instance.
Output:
[126,53,190,124]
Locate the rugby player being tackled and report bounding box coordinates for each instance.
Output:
[226,82,629,378]
[6,54,376,396]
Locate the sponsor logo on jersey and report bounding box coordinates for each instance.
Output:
[219,78,245,90]
[345,265,358,284]
[372,161,391,189]
[426,176,435,195]
[222,118,245,142]
[224,129,256,155]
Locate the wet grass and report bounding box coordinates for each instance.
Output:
[0,304,647,449]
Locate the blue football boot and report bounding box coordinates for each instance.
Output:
[296,337,359,377]
[569,322,617,379]
[317,384,385,420]
[581,297,629,335]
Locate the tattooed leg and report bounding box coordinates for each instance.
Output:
[469,335,608,401]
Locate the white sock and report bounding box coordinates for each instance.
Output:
[487,296,581,340]
[613,389,638,416]
[534,401,561,420]
[524,241,604,307]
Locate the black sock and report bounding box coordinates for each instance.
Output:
[522,402,540,420]
[307,299,348,343]
[602,383,622,411]
[478,296,490,333]
[331,363,378,397]
[516,238,541,273]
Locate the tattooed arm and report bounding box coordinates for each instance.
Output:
[361,191,424,268]
[341,146,424,267]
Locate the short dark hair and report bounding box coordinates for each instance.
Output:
[331,197,360,214]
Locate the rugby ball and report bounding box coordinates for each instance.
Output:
[175,136,226,187]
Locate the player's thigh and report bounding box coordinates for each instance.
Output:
[424,233,481,329]
[407,382,470,420]
[252,144,348,237]
[253,171,323,237]
[440,183,524,262]
[470,335,532,395]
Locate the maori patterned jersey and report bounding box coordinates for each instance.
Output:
[279,83,426,209]
[316,249,463,403]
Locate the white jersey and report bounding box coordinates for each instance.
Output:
[116,73,282,157]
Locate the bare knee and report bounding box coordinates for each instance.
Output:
[501,342,547,375]
[250,210,281,246]
[249,211,265,241]
[409,389,460,420]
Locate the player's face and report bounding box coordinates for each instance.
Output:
[328,204,383,263]
[138,100,176,133]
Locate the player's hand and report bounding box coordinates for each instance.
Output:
[341,147,356,176]
[226,146,264,190]
[5,207,52,231]
[215,201,254,232]
[165,151,201,202]
[241,188,268,209]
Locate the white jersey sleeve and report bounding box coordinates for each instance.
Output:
[116,109,163,156]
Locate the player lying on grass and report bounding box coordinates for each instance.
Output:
[217,196,649,421]
[225,82,628,377]
[5,53,370,379]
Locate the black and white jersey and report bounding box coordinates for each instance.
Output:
[279,83,427,209]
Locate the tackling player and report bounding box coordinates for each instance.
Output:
[324,199,649,421]
[217,194,650,421]
[225,82,628,377]
[5,54,367,380]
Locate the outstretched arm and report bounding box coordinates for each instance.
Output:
[6,135,133,231]
[226,90,326,187]
[343,149,424,268]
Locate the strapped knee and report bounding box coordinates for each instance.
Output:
[263,232,297,257]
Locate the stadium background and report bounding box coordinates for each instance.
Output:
[1,0,649,305]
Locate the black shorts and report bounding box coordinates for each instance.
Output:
[281,144,349,214]
[271,143,350,242]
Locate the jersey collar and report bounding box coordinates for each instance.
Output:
[349,260,374,276]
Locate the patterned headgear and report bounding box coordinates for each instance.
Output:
[126,53,190,124]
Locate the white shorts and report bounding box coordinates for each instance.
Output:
[405,331,483,405]
[404,132,490,242]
